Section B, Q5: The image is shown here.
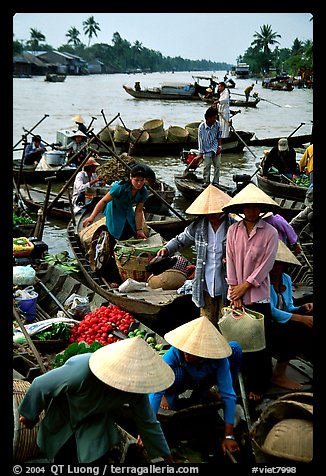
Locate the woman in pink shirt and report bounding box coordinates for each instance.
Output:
[222,183,279,401]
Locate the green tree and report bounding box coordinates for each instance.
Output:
[83,16,100,47]
[251,24,281,55]
[66,27,82,47]
[26,28,46,52]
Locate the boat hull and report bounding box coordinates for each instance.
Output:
[256,173,307,202]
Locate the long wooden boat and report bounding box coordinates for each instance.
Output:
[13,203,36,238]
[199,92,260,108]
[249,134,312,148]
[44,73,66,82]
[256,172,308,202]
[174,173,233,201]
[123,83,206,101]
[110,130,255,157]
[13,158,76,184]
[144,212,194,240]
[67,208,197,330]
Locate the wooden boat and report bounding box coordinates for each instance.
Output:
[256,172,308,202]
[174,173,233,201]
[44,73,66,82]
[144,212,194,240]
[110,130,255,157]
[262,77,294,91]
[199,92,260,108]
[249,134,312,148]
[19,185,72,220]
[13,158,76,184]
[67,208,198,331]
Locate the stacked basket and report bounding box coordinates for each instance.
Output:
[143,119,166,143]
[167,125,189,143]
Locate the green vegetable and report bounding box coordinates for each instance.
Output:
[34,323,71,341]
[53,341,103,368]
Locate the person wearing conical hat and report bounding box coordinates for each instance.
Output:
[148,316,241,456]
[222,183,279,401]
[72,114,88,135]
[269,240,313,390]
[72,156,105,207]
[157,184,236,327]
[18,337,175,464]
[54,130,88,167]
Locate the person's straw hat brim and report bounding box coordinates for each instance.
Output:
[186,184,231,215]
[221,183,280,214]
[72,130,87,138]
[275,240,301,266]
[84,157,100,167]
[72,114,85,124]
[89,336,175,393]
[164,316,232,359]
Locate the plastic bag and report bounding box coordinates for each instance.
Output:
[118,278,148,293]
[13,265,36,285]
[64,293,91,319]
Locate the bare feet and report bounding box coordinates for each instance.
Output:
[248,391,262,402]
[271,375,304,390]
[159,395,171,410]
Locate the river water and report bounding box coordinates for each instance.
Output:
[13,71,313,254]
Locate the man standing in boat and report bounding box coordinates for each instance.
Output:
[194,107,222,186]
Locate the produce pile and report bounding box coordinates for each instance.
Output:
[13,212,35,226]
[44,251,80,273]
[96,155,136,184]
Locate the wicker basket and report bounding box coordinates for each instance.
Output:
[98,125,115,142]
[13,379,44,462]
[130,129,150,144]
[143,118,164,134]
[167,126,189,142]
[114,125,130,142]
[148,130,166,143]
[114,241,162,282]
[185,122,200,141]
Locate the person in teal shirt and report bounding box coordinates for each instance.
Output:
[83,165,148,241]
[18,337,175,464]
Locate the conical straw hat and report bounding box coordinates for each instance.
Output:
[164,316,232,359]
[72,130,87,138]
[186,184,231,215]
[262,418,313,462]
[275,240,301,266]
[72,114,85,123]
[89,336,175,393]
[222,183,280,214]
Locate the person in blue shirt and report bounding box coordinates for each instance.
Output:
[148,316,242,457]
[18,336,175,464]
[193,107,222,185]
[269,240,313,390]
[24,134,46,165]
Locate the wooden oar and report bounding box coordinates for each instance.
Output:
[13,113,49,150]
[13,302,47,374]
[231,91,282,108]
[89,131,187,223]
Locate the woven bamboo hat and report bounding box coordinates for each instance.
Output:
[262,418,313,462]
[84,157,100,167]
[186,184,231,215]
[72,114,85,124]
[72,130,87,139]
[89,336,175,393]
[222,183,280,214]
[275,240,301,266]
[164,316,232,359]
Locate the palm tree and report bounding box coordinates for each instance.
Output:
[66,27,82,47]
[83,16,100,47]
[26,28,46,53]
[251,24,281,55]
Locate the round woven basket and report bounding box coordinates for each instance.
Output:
[114,125,130,142]
[143,119,164,134]
[130,129,150,144]
[167,126,189,142]
[13,379,44,462]
[148,130,166,143]
[185,122,200,141]
[98,125,115,142]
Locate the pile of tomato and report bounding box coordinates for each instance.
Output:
[70,305,135,346]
